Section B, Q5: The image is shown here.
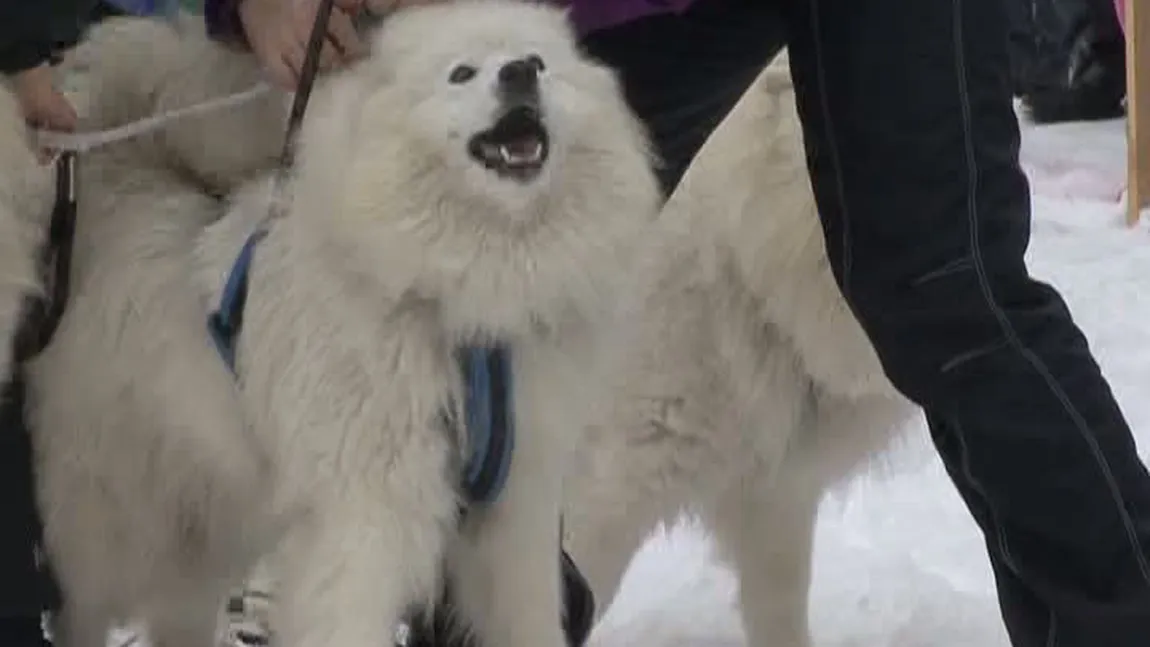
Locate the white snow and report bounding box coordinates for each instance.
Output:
[590,114,1150,647]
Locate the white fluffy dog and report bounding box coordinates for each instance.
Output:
[27,6,657,647]
[561,59,917,647]
[0,85,53,380]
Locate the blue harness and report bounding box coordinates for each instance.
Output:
[102,0,181,19]
[206,229,515,505]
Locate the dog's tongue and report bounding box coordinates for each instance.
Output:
[503,137,538,156]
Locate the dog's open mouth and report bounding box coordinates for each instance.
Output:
[468,106,550,181]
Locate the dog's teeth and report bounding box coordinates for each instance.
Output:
[494,142,543,166]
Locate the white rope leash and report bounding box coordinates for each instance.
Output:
[30,0,398,155]
[34,82,273,153]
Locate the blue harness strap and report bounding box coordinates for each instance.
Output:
[206,230,515,504]
[207,229,267,373]
[457,345,515,504]
[103,0,181,19]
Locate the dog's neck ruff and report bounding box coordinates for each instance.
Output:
[206,228,516,505]
[199,0,521,506]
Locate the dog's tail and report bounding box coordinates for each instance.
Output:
[61,13,275,132]
[61,13,287,189]
[60,16,192,125]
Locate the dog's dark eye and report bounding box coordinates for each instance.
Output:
[525,54,545,72]
[449,64,477,84]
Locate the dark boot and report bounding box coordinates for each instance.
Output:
[1023,22,1126,123]
[1008,0,1127,123]
[0,617,49,647]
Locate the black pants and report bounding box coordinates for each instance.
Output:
[582,0,1150,645]
[0,377,53,619]
[1,3,119,627]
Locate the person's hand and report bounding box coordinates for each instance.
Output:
[364,0,447,14]
[238,0,369,90]
[11,63,76,163]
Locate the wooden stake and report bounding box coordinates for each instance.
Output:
[1127,0,1150,226]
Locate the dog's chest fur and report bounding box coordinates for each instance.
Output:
[196,220,600,522]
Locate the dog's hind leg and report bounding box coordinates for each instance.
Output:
[563,394,727,618]
[562,464,676,619]
[707,467,821,647]
[145,583,229,647]
[52,602,114,647]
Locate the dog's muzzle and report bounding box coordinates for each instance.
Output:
[468,103,550,181]
[497,57,540,105]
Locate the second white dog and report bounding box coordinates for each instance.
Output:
[562,58,917,647]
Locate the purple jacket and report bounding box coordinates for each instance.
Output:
[204,0,699,45]
[565,0,697,35]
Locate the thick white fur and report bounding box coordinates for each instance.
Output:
[0,85,53,380]
[561,58,916,647]
[28,5,658,647]
[27,15,288,647]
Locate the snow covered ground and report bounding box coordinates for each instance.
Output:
[590,114,1150,647]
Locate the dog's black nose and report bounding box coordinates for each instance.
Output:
[498,58,539,99]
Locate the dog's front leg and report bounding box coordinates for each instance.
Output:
[707,467,821,647]
[450,349,574,647]
[271,432,459,647]
[451,466,566,647]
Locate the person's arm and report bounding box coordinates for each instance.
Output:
[0,1,83,134]
[203,0,371,89]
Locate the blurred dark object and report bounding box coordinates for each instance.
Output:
[89,0,129,21]
[47,1,133,65]
[1008,0,1127,124]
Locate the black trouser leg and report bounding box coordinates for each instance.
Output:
[0,377,52,645]
[579,0,787,197]
[777,0,1150,644]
